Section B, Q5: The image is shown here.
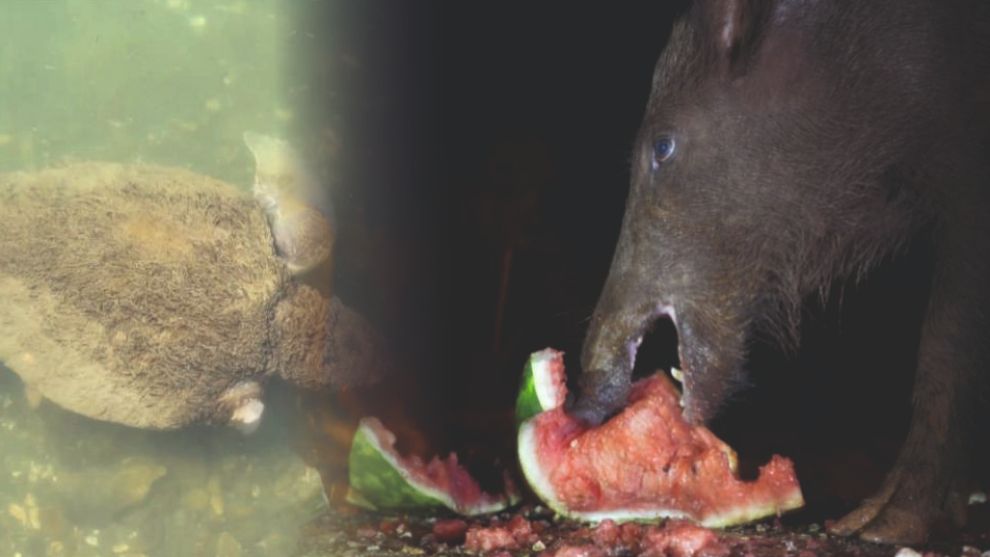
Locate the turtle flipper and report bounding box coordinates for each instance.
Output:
[243,132,334,275]
[216,380,265,434]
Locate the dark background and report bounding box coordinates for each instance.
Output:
[303,2,945,516]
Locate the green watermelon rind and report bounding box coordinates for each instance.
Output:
[515,349,805,528]
[515,348,565,425]
[344,486,378,511]
[348,421,453,511]
[348,419,518,516]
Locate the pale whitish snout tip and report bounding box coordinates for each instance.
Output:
[230,399,265,434]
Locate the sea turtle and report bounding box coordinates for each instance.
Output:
[0,133,386,431]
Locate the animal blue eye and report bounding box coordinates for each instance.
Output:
[652,136,676,170]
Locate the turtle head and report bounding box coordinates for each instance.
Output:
[271,284,389,392]
[243,132,335,275]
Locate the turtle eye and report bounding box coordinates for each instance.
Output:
[651,136,676,170]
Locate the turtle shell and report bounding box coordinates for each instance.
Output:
[0,162,289,429]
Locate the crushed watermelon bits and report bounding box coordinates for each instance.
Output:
[463,515,726,557]
[516,348,805,528]
[347,416,520,516]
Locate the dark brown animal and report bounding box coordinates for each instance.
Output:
[573,0,990,544]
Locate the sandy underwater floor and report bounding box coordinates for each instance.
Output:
[0,368,326,557]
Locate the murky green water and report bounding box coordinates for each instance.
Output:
[0,0,305,184]
[0,372,327,557]
[0,1,340,555]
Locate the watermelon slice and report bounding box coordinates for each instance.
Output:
[515,347,568,425]
[516,348,804,527]
[348,417,520,515]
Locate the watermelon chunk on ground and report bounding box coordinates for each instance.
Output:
[348,417,519,515]
[516,348,804,527]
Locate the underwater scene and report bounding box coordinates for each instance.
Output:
[0,1,355,556]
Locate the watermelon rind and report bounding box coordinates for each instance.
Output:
[515,349,805,528]
[349,421,453,511]
[344,486,377,511]
[515,348,566,424]
[348,419,518,516]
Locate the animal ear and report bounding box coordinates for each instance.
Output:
[702,0,768,74]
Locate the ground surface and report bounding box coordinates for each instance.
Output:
[298,505,990,557]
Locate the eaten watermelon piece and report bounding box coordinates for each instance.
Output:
[516,348,804,527]
[348,417,520,515]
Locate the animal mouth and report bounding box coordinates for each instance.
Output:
[627,303,687,406]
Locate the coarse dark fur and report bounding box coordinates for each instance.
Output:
[574,0,990,545]
[0,162,385,430]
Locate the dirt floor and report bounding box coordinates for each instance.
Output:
[297,503,990,557]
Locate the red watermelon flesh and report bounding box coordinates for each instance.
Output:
[517,352,803,526]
